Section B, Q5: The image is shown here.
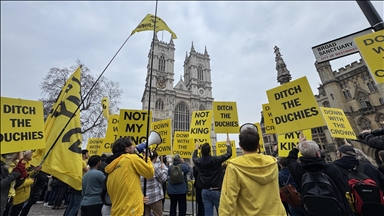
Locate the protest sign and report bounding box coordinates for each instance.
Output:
[151,119,172,155]
[99,114,120,154]
[87,138,104,156]
[172,131,194,158]
[1,97,45,154]
[278,129,312,157]
[266,76,325,134]
[189,110,212,141]
[262,104,276,134]
[213,101,239,133]
[320,107,356,139]
[216,140,236,159]
[118,109,152,145]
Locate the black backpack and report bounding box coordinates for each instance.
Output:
[301,170,346,216]
[169,164,184,184]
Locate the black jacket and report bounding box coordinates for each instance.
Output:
[192,145,232,189]
[1,160,20,216]
[333,156,384,190]
[358,128,384,150]
[287,148,354,216]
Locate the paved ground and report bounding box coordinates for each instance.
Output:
[28,199,208,216]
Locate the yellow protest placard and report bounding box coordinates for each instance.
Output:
[213,101,239,133]
[101,96,109,119]
[99,114,120,154]
[118,109,152,145]
[266,76,325,134]
[189,110,212,141]
[262,104,276,134]
[216,140,236,159]
[320,107,356,139]
[151,119,172,155]
[173,132,194,158]
[87,138,104,156]
[1,97,45,154]
[255,122,265,153]
[354,30,384,84]
[278,129,312,157]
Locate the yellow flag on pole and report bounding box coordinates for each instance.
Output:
[131,14,177,39]
[31,66,83,190]
[101,96,109,119]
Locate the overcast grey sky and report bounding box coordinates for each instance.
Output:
[1,1,383,144]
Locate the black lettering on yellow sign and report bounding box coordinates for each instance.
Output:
[275,107,319,125]
[215,121,238,127]
[194,111,209,118]
[330,129,355,136]
[130,136,146,145]
[157,146,171,152]
[178,145,187,149]
[172,150,192,156]
[154,123,169,130]
[9,118,32,127]
[104,142,112,149]
[3,105,36,114]
[176,133,188,138]
[266,126,275,131]
[0,131,44,142]
[375,69,384,77]
[125,124,144,133]
[280,142,297,150]
[176,139,189,144]
[284,131,301,139]
[274,85,302,100]
[124,111,148,121]
[63,128,82,154]
[190,128,209,134]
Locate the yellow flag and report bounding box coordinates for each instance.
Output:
[131,14,177,39]
[101,96,109,119]
[31,66,83,190]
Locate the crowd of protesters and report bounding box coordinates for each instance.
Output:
[1,128,383,216]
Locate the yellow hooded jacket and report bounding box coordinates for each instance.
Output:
[105,154,154,216]
[219,153,286,216]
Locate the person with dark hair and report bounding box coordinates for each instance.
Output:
[219,128,285,216]
[141,151,167,216]
[98,154,108,174]
[192,137,232,216]
[167,154,190,216]
[105,137,154,216]
[80,155,105,216]
[161,156,169,210]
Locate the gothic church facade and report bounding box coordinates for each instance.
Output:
[141,36,217,144]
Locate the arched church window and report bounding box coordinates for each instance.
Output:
[323,101,330,107]
[367,82,374,92]
[158,56,166,72]
[339,83,344,89]
[363,74,368,81]
[371,81,378,91]
[155,99,163,110]
[346,90,352,98]
[344,82,348,88]
[360,118,371,130]
[343,91,348,99]
[173,102,190,132]
[199,104,205,110]
[197,66,204,81]
[360,99,367,108]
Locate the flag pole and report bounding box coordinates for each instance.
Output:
[143,0,159,201]
[40,31,134,165]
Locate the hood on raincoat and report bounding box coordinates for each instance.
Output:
[228,153,278,185]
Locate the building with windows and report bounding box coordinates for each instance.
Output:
[141,36,217,150]
[261,46,384,161]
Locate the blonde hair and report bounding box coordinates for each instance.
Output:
[354,148,377,167]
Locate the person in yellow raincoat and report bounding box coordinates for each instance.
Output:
[219,128,286,216]
[105,137,154,216]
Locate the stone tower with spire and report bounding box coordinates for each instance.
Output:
[141,36,216,147]
[274,46,292,85]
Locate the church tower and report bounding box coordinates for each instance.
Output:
[274,46,292,85]
[141,37,216,146]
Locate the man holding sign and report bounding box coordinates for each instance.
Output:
[192,135,232,216]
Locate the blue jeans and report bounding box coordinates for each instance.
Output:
[202,189,221,216]
[64,193,82,216]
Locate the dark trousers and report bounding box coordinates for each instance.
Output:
[3,197,13,216]
[80,204,103,216]
[195,187,205,216]
[9,202,24,216]
[169,194,186,216]
[54,184,68,208]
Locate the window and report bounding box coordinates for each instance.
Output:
[346,90,352,98]
[323,101,330,107]
[330,94,334,100]
[155,99,163,110]
[380,98,384,105]
[199,104,205,110]
[173,102,190,132]
[343,91,348,99]
[344,82,348,88]
[372,81,378,91]
[339,83,344,89]
[197,65,204,80]
[367,82,374,92]
[360,99,367,108]
[158,55,165,72]
[363,74,368,80]
[360,118,371,130]
[350,106,354,112]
